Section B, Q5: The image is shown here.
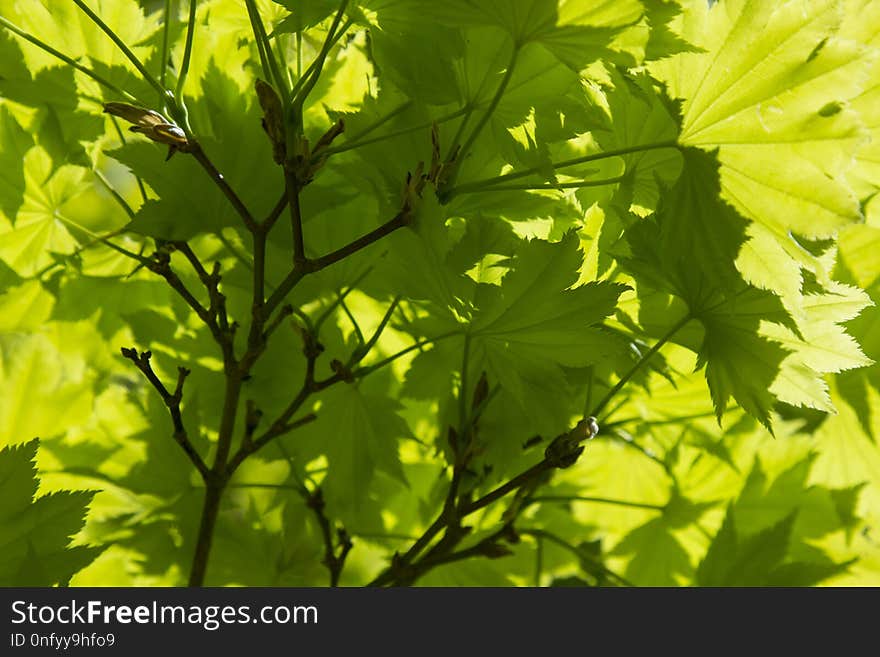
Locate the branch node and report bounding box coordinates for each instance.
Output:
[330,358,355,383]
[173,366,191,401]
[244,399,263,443]
[544,419,596,469]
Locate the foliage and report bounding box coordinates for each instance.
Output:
[0,0,878,587]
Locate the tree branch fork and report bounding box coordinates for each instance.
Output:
[93,2,681,586]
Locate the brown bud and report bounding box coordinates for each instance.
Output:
[255,79,286,164]
[104,102,189,155]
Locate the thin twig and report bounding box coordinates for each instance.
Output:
[307,488,353,586]
[189,143,259,232]
[120,348,209,479]
[175,0,198,99]
[264,211,407,316]
[591,314,692,419]
[519,528,634,587]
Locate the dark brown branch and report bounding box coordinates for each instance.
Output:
[121,347,209,479]
[263,211,407,318]
[172,242,231,332]
[409,524,517,577]
[285,171,306,265]
[265,192,287,230]
[227,411,317,475]
[189,142,259,233]
[243,399,263,444]
[309,210,408,272]
[263,304,294,341]
[307,488,353,586]
[145,248,236,363]
[368,418,597,586]
[264,269,307,319]
[460,461,554,516]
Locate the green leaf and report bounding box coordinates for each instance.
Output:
[362,1,465,106]
[610,491,712,585]
[296,385,409,518]
[273,0,341,33]
[0,105,33,221]
[697,504,850,586]
[0,439,101,585]
[651,0,871,298]
[110,63,278,240]
[412,0,646,70]
[466,232,626,435]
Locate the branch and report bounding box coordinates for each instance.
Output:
[121,347,209,479]
[367,418,601,586]
[392,524,519,586]
[264,211,408,317]
[307,488,353,586]
[590,314,692,419]
[172,242,230,331]
[519,528,634,587]
[265,192,288,230]
[308,211,408,271]
[189,143,259,232]
[291,0,350,110]
[227,323,334,475]
[285,171,306,265]
[145,247,232,356]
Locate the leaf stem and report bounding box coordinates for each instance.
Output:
[528,495,665,512]
[471,175,626,193]
[291,1,350,111]
[457,45,519,167]
[175,0,198,100]
[458,332,472,432]
[352,331,460,378]
[108,116,149,202]
[72,0,167,98]
[93,170,136,219]
[245,0,289,102]
[313,266,374,332]
[324,107,470,156]
[159,0,172,88]
[357,296,401,362]
[327,100,412,150]
[446,140,679,199]
[519,529,634,587]
[590,313,692,419]
[0,16,136,101]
